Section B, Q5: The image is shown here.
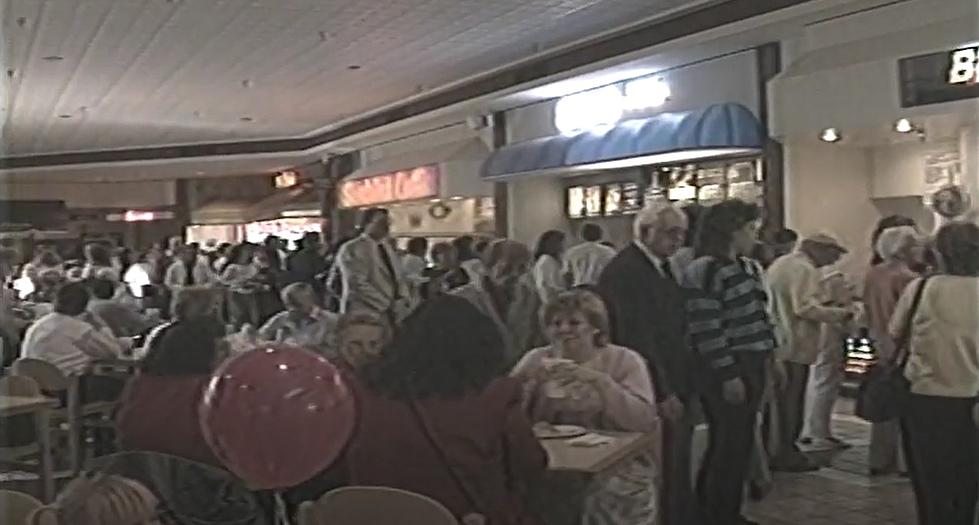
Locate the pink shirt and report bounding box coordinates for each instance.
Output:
[862,262,917,360]
[510,344,658,433]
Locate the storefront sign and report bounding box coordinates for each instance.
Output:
[554,78,671,134]
[106,210,176,222]
[340,165,440,207]
[274,170,299,188]
[899,47,979,107]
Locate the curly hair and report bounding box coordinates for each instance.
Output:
[694,200,760,259]
[362,295,505,400]
[540,289,611,347]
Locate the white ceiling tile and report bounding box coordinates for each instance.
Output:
[3,0,702,155]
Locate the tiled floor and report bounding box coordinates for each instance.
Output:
[743,414,917,525]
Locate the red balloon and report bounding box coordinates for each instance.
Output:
[200,345,356,490]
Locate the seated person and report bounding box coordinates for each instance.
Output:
[259,282,337,354]
[27,473,159,525]
[22,282,127,378]
[116,318,225,466]
[336,311,391,371]
[86,278,156,337]
[344,296,547,525]
[140,286,221,359]
[511,290,659,525]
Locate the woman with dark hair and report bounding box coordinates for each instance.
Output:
[896,221,978,525]
[681,200,777,525]
[453,235,486,282]
[345,295,547,525]
[532,230,567,305]
[116,318,226,466]
[82,243,119,281]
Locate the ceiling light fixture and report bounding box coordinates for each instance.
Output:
[820,128,842,143]
[42,55,63,62]
[57,114,72,119]
[894,118,915,134]
[347,65,361,70]
[239,116,253,122]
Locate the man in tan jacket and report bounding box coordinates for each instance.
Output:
[767,232,853,471]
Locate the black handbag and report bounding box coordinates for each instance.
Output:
[856,277,930,423]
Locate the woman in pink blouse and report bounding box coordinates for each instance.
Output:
[863,224,920,475]
[512,289,659,525]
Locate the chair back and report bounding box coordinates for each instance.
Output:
[0,489,43,524]
[297,486,458,525]
[0,375,42,397]
[11,359,69,393]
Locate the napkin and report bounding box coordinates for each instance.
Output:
[567,433,613,447]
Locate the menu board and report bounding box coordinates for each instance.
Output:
[621,182,642,213]
[567,187,587,218]
[604,183,623,215]
[584,186,603,217]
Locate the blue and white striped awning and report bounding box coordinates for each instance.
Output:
[482,102,765,179]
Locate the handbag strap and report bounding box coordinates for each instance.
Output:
[894,276,931,369]
[407,400,486,516]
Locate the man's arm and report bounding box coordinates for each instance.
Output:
[791,266,850,324]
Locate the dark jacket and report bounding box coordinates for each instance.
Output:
[344,377,547,525]
[597,243,693,400]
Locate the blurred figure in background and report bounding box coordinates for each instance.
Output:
[259,282,337,355]
[771,229,799,260]
[454,239,542,366]
[164,244,214,291]
[87,278,155,338]
[563,223,616,287]
[286,232,329,297]
[337,208,408,323]
[402,237,430,304]
[421,242,470,300]
[533,230,567,305]
[453,235,485,282]
[863,224,920,476]
[336,310,391,372]
[670,203,703,278]
[82,243,119,281]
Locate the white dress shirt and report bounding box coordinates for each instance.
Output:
[563,241,617,286]
[533,254,565,305]
[22,312,124,375]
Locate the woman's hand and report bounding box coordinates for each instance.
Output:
[549,361,609,386]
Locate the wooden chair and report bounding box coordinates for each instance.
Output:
[0,375,43,464]
[0,489,43,524]
[297,486,459,525]
[10,358,116,474]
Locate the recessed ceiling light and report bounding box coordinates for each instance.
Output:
[58,114,72,119]
[894,118,914,134]
[239,116,253,122]
[820,127,842,143]
[347,65,361,70]
[42,55,63,62]
[242,79,252,88]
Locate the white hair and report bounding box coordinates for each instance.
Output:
[875,226,918,262]
[633,200,683,240]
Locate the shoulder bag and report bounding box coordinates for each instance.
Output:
[856,277,930,423]
[407,401,488,525]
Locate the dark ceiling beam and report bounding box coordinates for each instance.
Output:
[0,0,815,170]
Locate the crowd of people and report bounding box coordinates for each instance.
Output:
[0,198,976,525]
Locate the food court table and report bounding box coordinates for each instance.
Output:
[541,430,656,474]
[532,430,657,525]
[0,394,59,502]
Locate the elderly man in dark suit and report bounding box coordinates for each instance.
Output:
[598,201,697,525]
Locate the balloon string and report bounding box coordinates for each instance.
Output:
[274,491,291,525]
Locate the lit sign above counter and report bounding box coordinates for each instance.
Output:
[106,210,176,222]
[899,46,979,107]
[554,78,671,134]
[340,165,440,208]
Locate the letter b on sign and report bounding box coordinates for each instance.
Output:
[949,48,978,84]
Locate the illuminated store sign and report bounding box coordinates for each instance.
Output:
[554,78,671,134]
[899,47,979,107]
[339,165,440,208]
[948,47,979,84]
